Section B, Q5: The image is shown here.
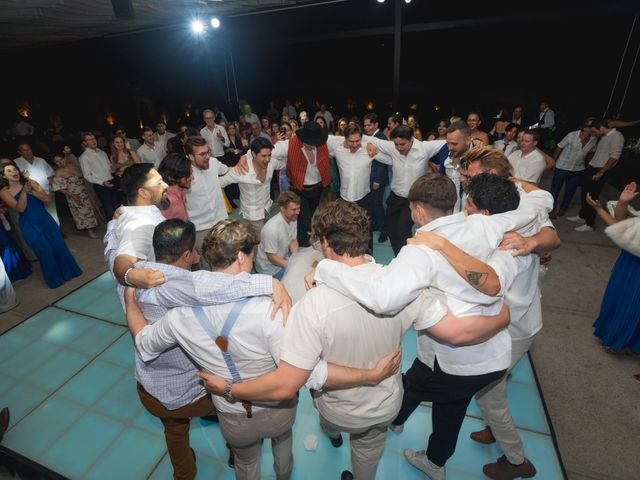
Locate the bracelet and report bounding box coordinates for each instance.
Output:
[124,267,135,287]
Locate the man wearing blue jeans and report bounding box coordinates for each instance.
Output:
[550,118,598,218]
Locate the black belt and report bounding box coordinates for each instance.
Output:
[298,182,323,191]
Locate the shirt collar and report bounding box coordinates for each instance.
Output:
[417,212,466,233]
[119,205,162,215]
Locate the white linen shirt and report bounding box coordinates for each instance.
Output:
[137,143,165,168]
[326,135,374,202]
[221,153,286,221]
[362,136,446,197]
[186,158,229,231]
[282,261,446,429]
[200,125,230,158]
[255,213,297,276]
[78,148,113,185]
[508,149,546,184]
[13,156,54,194]
[154,131,175,152]
[555,131,596,172]
[589,128,624,168]
[270,139,322,185]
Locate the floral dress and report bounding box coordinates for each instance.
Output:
[52,175,99,230]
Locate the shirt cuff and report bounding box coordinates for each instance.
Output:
[135,326,160,363]
[305,360,328,391]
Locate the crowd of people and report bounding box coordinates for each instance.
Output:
[1,99,639,480]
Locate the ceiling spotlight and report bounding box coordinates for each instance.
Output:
[210,17,220,29]
[405,0,412,3]
[377,0,385,3]
[191,20,205,34]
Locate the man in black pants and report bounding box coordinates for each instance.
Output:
[570,119,625,232]
[362,125,446,255]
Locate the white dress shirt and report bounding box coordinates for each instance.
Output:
[326,135,374,202]
[13,156,54,194]
[270,139,322,185]
[200,125,230,158]
[555,131,597,171]
[589,128,624,168]
[442,155,463,213]
[282,261,446,429]
[493,139,519,157]
[362,136,447,197]
[137,142,165,168]
[79,148,113,185]
[221,153,286,220]
[255,213,297,276]
[154,131,175,152]
[186,158,229,231]
[508,149,546,184]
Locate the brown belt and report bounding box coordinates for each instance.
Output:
[300,182,323,191]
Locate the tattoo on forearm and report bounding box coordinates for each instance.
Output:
[465,271,488,287]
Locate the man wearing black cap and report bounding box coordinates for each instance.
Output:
[266,121,331,247]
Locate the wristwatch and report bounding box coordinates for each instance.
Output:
[223,382,236,404]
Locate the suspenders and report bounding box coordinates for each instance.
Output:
[192,299,253,418]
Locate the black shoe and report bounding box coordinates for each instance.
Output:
[228,449,235,469]
[329,434,343,448]
[378,232,388,243]
[341,470,354,480]
[0,407,9,442]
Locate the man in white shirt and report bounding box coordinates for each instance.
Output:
[255,191,300,279]
[550,118,598,217]
[248,122,272,145]
[14,142,58,224]
[183,136,230,269]
[104,163,169,297]
[571,119,625,231]
[243,104,260,126]
[197,200,511,480]
[126,218,398,480]
[442,121,473,213]
[199,109,230,159]
[362,125,446,255]
[533,100,555,131]
[221,138,286,233]
[79,131,118,221]
[153,122,175,154]
[326,123,381,250]
[493,123,519,157]
[137,127,165,168]
[508,130,546,184]
[282,99,297,120]
[314,104,334,132]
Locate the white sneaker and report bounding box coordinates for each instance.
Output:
[575,224,593,232]
[404,449,446,480]
[388,423,404,434]
[567,216,584,223]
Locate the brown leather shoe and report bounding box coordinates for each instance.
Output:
[483,456,536,479]
[470,426,495,444]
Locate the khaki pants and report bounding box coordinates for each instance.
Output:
[474,335,535,465]
[320,415,391,480]
[137,383,217,480]
[218,397,297,480]
[244,209,270,240]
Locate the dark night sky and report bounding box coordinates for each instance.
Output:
[0,0,638,147]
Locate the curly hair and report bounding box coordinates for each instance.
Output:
[310,200,370,257]
[201,219,259,270]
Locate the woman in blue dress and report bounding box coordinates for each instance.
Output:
[0,161,81,288]
[586,181,640,353]
[0,220,31,281]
